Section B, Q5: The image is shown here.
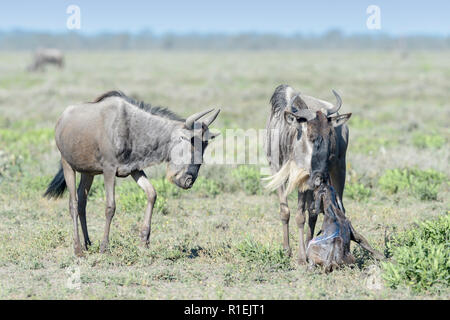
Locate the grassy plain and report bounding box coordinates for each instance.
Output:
[0,50,448,299]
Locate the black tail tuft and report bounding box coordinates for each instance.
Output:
[44,164,67,199]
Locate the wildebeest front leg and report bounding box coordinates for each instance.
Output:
[77,173,94,250]
[277,186,291,256]
[100,169,116,253]
[304,191,318,247]
[330,161,346,213]
[61,158,83,257]
[131,170,156,247]
[295,191,308,264]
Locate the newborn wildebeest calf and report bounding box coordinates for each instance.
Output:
[306,183,384,272]
[44,91,220,256]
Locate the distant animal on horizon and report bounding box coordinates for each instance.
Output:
[44,91,220,257]
[27,48,64,72]
[264,84,352,264]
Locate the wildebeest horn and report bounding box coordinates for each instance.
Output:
[328,90,342,115]
[185,108,214,129]
[289,94,308,111]
[203,109,221,127]
[298,90,342,116]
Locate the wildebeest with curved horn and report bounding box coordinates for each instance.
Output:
[44,91,220,256]
[264,84,351,264]
[27,48,64,72]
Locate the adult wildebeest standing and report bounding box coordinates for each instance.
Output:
[44,91,220,256]
[264,84,351,264]
[27,48,64,72]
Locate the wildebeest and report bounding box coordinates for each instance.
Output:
[264,84,352,264]
[27,48,64,71]
[307,183,384,272]
[44,91,220,256]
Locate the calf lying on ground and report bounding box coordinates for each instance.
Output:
[306,183,384,272]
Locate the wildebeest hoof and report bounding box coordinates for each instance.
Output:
[83,240,91,251]
[140,239,150,248]
[283,247,292,257]
[306,263,316,272]
[74,246,84,258]
[100,242,109,253]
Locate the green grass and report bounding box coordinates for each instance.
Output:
[345,182,372,201]
[382,215,450,292]
[352,136,398,155]
[231,165,262,195]
[116,178,181,215]
[412,132,446,149]
[235,237,291,270]
[378,168,447,201]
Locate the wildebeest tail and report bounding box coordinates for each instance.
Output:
[44,163,66,199]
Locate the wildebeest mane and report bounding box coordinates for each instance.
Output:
[270,84,291,115]
[92,90,185,121]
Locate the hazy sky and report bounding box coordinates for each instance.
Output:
[1,0,449,35]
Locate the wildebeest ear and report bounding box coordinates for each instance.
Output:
[204,130,221,141]
[284,110,307,127]
[329,113,352,127]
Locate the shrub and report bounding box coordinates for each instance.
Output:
[231,166,261,195]
[109,231,142,266]
[235,237,290,270]
[412,133,446,149]
[382,215,450,292]
[378,168,447,201]
[345,182,372,201]
[191,176,223,197]
[117,178,179,215]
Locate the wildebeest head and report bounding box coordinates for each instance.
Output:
[283,91,351,192]
[167,108,220,189]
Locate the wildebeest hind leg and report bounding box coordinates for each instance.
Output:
[61,158,83,257]
[131,170,156,247]
[305,191,317,247]
[277,186,291,256]
[350,223,385,260]
[295,191,308,264]
[77,173,94,250]
[100,169,116,253]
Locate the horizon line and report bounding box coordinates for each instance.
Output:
[1,28,449,38]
